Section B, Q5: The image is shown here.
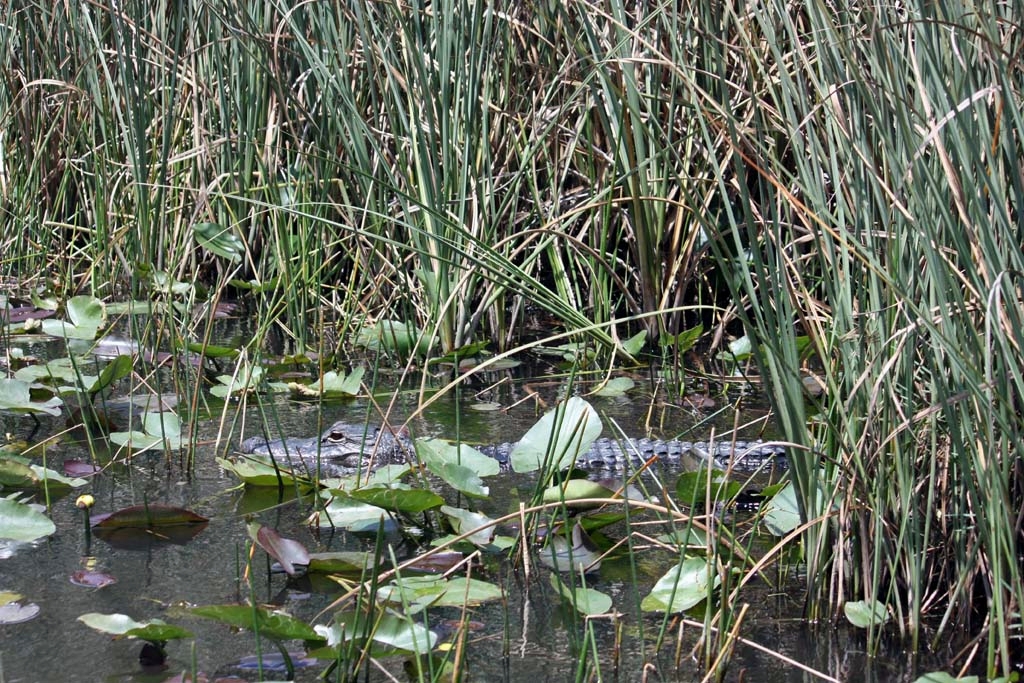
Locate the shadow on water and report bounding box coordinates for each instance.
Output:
[0,371,951,682]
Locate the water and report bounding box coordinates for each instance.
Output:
[0,361,947,681]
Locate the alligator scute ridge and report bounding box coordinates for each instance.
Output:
[238,421,788,479]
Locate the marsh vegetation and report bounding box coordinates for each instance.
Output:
[1,0,1023,681]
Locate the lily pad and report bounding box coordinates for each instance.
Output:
[0,592,41,624]
[592,377,635,397]
[641,556,720,613]
[541,522,601,574]
[346,486,444,515]
[0,497,56,542]
[313,496,392,532]
[417,439,497,497]
[190,604,322,644]
[844,599,890,628]
[439,506,495,547]
[377,575,503,615]
[0,457,89,490]
[510,397,602,473]
[217,455,314,488]
[289,367,364,398]
[109,412,189,452]
[549,574,612,616]
[0,378,63,417]
[40,296,105,340]
[761,482,802,535]
[78,612,193,642]
[313,610,435,656]
[355,319,431,358]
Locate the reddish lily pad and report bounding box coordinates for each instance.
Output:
[92,505,208,549]
[70,570,117,589]
[248,523,310,576]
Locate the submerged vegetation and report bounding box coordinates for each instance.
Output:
[1,0,1023,680]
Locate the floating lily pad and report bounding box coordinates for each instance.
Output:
[0,592,41,624]
[417,439,497,497]
[190,604,322,644]
[761,482,802,535]
[39,296,105,340]
[355,319,431,358]
[78,612,193,642]
[313,610,435,656]
[541,478,622,506]
[641,556,720,613]
[0,458,88,490]
[511,397,602,473]
[440,506,495,547]
[0,378,63,417]
[377,575,503,615]
[549,574,612,616]
[306,551,382,577]
[313,496,392,532]
[91,504,208,549]
[109,412,189,452]
[217,455,314,488]
[593,377,635,397]
[541,522,601,574]
[70,570,117,589]
[0,497,56,542]
[289,367,364,398]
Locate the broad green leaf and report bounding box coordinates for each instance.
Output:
[314,496,391,532]
[510,397,602,473]
[193,222,243,262]
[40,296,105,340]
[417,439,500,478]
[417,439,497,496]
[439,506,495,547]
[290,367,365,398]
[844,599,890,628]
[542,522,601,574]
[619,330,647,357]
[109,412,188,452]
[912,674,979,683]
[78,613,192,641]
[217,456,313,488]
[89,354,134,393]
[675,470,742,507]
[762,482,802,535]
[346,486,443,515]
[659,325,704,352]
[190,604,322,643]
[0,497,56,541]
[541,478,622,506]
[0,378,63,417]
[593,377,635,397]
[377,575,503,615]
[314,610,435,655]
[641,556,719,613]
[549,574,612,616]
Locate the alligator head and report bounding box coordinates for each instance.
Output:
[239,421,410,472]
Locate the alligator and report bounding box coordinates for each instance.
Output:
[238,421,788,478]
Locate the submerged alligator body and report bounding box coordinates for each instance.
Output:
[239,421,787,478]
